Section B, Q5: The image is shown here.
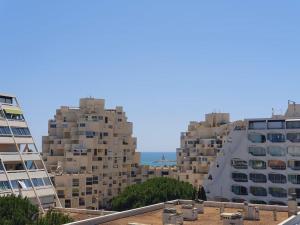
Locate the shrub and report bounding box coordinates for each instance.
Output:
[111,177,196,211]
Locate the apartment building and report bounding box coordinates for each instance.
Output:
[204,102,300,205]
[0,93,59,212]
[176,113,231,187]
[42,98,146,209]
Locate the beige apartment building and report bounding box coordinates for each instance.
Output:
[42,98,146,209]
[176,113,231,187]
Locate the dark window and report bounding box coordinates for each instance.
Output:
[269,187,287,198]
[249,121,267,130]
[0,126,12,136]
[32,178,44,187]
[267,120,285,129]
[11,127,31,136]
[86,177,93,185]
[288,174,300,184]
[231,185,248,195]
[249,173,267,183]
[248,147,266,156]
[250,186,267,196]
[286,121,300,129]
[0,181,11,191]
[232,172,248,182]
[65,199,71,208]
[268,173,286,184]
[92,176,98,184]
[287,133,300,143]
[267,133,285,143]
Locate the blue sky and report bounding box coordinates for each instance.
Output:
[1,1,300,151]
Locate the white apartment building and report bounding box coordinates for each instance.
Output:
[42,97,161,209]
[0,93,60,212]
[204,102,300,206]
[176,113,231,187]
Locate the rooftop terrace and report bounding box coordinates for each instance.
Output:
[60,200,295,225]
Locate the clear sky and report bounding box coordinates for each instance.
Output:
[1,1,300,152]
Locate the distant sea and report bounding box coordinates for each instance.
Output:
[140,152,176,166]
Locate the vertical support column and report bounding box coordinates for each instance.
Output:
[0,102,45,213]
[14,97,62,208]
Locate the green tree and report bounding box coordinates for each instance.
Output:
[0,195,38,225]
[111,177,196,211]
[0,195,73,225]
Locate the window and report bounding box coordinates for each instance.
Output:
[5,113,24,121]
[86,187,92,195]
[250,186,267,196]
[249,173,267,183]
[267,146,286,156]
[249,121,266,130]
[11,127,31,136]
[267,133,285,143]
[0,181,10,191]
[288,160,300,170]
[86,131,95,138]
[232,172,248,182]
[268,160,286,170]
[289,188,300,199]
[4,162,24,171]
[43,177,52,186]
[249,160,266,169]
[248,133,266,143]
[268,173,286,183]
[79,198,85,206]
[287,133,300,143]
[57,190,65,198]
[50,124,56,128]
[25,161,37,170]
[0,126,12,136]
[79,123,85,127]
[72,188,79,197]
[65,199,71,208]
[231,185,248,195]
[288,175,300,184]
[248,147,266,156]
[86,177,93,185]
[288,146,300,156]
[21,179,32,188]
[0,96,13,104]
[268,120,285,129]
[92,176,98,184]
[72,179,79,187]
[269,187,287,198]
[286,121,300,129]
[231,159,248,169]
[32,178,44,187]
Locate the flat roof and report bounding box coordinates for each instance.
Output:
[0,93,15,98]
[101,206,288,225]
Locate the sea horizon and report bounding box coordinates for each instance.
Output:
[140,151,176,166]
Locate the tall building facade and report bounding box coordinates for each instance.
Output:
[42,98,145,209]
[204,102,300,205]
[0,93,59,212]
[176,113,231,187]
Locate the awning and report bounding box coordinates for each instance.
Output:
[3,107,22,115]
